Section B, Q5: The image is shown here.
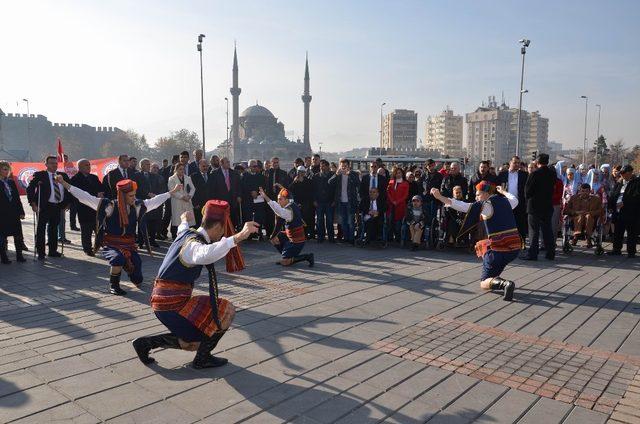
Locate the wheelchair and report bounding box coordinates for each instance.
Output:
[561,212,604,256]
[431,205,472,252]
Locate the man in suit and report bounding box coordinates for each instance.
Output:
[211,157,241,227]
[159,156,177,240]
[103,154,131,199]
[190,159,212,225]
[145,161,167,247]
[360,161,388,210]
[360,187,385,246]
[69,159,103,255]
[264,157,292,236]
[26,155,72,259]
[241,159,267,237]
[187,149,203,177]
[524,153,557,260]
[329,158,360,244]
[498,156,529,239]
[608,165,639,258]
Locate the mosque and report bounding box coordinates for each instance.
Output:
[223,47,313,163]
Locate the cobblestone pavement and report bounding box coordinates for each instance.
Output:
[1,209,639,423]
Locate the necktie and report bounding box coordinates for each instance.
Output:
[224,171,230,191]
[52,173,62,202]
[203,173,207,183]
[123,169,127,179]
[372,176,377,189]
[371,200,374,211]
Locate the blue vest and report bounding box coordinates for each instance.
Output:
[482,195,518,237]
[98,199,146,236]
[157,229,205,286]
[284,202,304,230]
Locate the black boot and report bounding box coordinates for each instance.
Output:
[192,331,228,369]
[15,250,26,263]
[292,254,314,267]
[489,277,515,301]
[132,333,181,364]
[109,273,127,296]
[0,241,10,265]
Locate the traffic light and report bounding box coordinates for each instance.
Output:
[531,150,537,161]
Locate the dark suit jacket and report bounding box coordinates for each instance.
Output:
[210,168,240,203]
[498,170,528,214]
[610,177,640,219]
[187,161,199,177]
[132,171,150,200]
[69,172,102,223]
[525,165,556,216]
[103,168,129,199]
[360,174,388,207]
[359,197,385,216]
[265,168,291,198]
[329,171,360,211]
[190,171,212,209]
[26,170,71,208]
[1,178,25,236]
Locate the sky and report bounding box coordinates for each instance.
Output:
[1,0,639,153]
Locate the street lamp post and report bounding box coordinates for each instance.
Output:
[319,142,323,153]
[595,104,601,167]
[580,95,588,165]
[515,38,530,158]
[197,34,206,153]
[379,102,386,149]
[22,98,30,161]
[225,97,229,159]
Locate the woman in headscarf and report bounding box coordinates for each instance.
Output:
[587,168,608,238]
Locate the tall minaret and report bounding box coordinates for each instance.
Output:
[230,45,241,154]
[301,53,312,146]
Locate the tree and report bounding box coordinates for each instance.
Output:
[154,129,201,161]
[629,145,640,170]
[609,139,627,166]
[100,132,137,158]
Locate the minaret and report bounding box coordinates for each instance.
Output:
[301,52,312,147]
[230,45,241,157]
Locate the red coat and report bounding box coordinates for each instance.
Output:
[386,179,409,222]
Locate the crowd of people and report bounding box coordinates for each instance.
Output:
[0,149,638,268]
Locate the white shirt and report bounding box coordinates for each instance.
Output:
[267,200,293,222]
[119,167,128,179]
[69,185,170,217]
[175,223,237,266]
[48,172,65,203]
[617,180,627,209]
[364,199,378,221]
[448,191,518,220]
[370,175,378,189]
[507,171,519,198]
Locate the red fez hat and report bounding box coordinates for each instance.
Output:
[475,180,496,194]
[116,179,138,229]
[201,200,245,272]
[278,188,291,199]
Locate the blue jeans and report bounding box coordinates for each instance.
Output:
[338,202,355,242]
[315,202,334,241]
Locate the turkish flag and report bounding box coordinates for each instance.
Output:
[56,137,64,163]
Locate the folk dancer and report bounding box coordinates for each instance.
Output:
[431,181,522,301]
[259,187,314,267]
[57,176,179,295]
[134,201,258,369]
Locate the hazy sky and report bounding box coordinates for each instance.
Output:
[2,0,638,152]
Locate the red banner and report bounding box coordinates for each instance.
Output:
[9,157,118,195]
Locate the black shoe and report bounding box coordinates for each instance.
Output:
[48,251,62,258]
[133,333,181,365]
[1,255,11,265]
[110,286,127,296]
[607,251,622,256]
[84,250,95,257]
[307,253,315,267]
[192,331,227,369]
[37,252,45,261]
[16,252,26,263]
[109,273,126,295]
[70,226,80,231]
[19,243,29,251]
[58,238,72,244]
[503,281,515,301]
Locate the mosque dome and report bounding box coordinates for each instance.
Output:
[240,104,274,119]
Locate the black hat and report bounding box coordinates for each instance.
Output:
[622,165,634,174]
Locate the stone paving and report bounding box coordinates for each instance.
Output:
[1,209,639,423]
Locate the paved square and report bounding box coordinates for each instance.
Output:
[1,209,639,423]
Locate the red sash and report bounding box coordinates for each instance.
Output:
[285,225,306,243]
[103,234,137,274]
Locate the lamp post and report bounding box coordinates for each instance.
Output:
[197,34,206,153]
[22,98,30,161]
[515,38,530,158]
[225,97,229,159]
[580,95,588,165]
[319,142,323,153]
[595,104,601,167]
[379,102,386,149]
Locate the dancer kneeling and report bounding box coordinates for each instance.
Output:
[57,176,179,295]
[134,201,258,368]
[431,182,522,301]
[259,186,314,267]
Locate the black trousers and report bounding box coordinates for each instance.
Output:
[37,202,61,254]
[193,207,203,229]
[364,217,383,242]
[70,203,78,228]
[528,212,555,259]
[514,208,528,239]
[79,220,95,253]
[160,199,171,236]
[613,213,638,255]
[147,219,159,243]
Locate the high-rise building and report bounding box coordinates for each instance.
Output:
[424,108,463,157]
[466,96,514,166]
[467,96,549,166]
[381,109,417,152]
